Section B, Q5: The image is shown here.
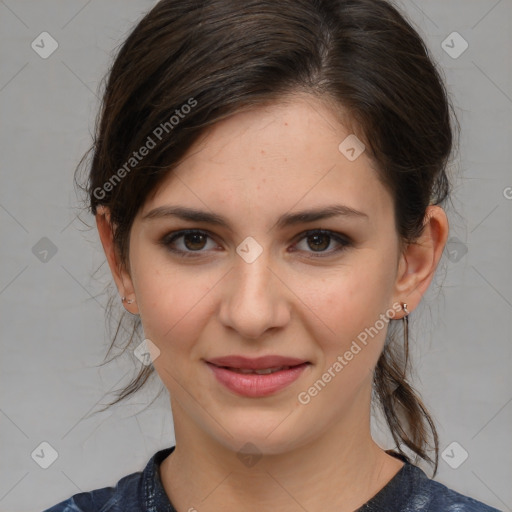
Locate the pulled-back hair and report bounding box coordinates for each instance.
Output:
[79,0,458,476]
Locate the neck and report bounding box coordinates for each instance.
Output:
[159,397,404,512]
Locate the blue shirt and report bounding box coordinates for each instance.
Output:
[42,446,501,512]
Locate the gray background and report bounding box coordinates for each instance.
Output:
[0,1,511,511]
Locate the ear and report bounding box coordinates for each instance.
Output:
[392,205,449,315]
[96,206,139,314]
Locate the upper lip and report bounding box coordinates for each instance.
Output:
[206,355,309,370]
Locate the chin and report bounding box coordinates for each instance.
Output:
[209,420,309,458]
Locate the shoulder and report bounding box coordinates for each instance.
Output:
[41,471,142,512]
[402,462,502,512]
[421,476,502,512]
[41,447,175,512]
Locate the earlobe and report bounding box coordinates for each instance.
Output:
[393,205,449,314]
[96,206,139,314]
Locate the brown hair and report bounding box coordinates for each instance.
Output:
[78,0,458,476]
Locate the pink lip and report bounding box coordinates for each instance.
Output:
[205,356,310,398]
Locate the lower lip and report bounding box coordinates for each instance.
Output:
[206,362,310,397]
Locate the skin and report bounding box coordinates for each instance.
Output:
[97,94,448,512]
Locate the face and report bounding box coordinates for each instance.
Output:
[119,95,406,455]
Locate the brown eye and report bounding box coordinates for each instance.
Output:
[182,232,208,251]
[161,230,217,257]
[294,229,351,258]
[306,233,331,252]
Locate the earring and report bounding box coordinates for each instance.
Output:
[402,302,409,349]
[121,296,135,304]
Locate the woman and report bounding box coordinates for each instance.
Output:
[44,0,500,510]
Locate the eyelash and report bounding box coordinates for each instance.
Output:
[159,229,352,259]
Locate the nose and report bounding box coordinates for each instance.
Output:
[218,248,291,340]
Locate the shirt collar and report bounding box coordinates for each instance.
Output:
[142,446,177,512]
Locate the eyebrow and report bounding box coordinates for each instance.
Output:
[142,204,368,230]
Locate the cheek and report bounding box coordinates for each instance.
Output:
[306,253,397,356]
[296,267,396,410]
[137,275,214,396]
[133,262,216,358]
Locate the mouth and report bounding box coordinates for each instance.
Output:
[206,354,309,370]
[210,363,309,375]
[204,356,311,397]
[213,365,301,375]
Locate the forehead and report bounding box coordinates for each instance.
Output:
[140,96,392,227]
